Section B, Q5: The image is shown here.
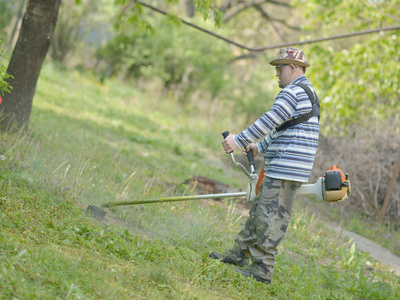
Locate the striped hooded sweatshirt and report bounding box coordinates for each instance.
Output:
[233,75,319,183]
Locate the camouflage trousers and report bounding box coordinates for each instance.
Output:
[225,176,301,281]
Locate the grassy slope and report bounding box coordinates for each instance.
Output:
[0,64,399,299]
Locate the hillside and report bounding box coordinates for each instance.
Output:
[0,64,399,299]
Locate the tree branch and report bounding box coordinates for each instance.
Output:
[134,1,400,52]
[223,0,290,22]
[253,4,287,42]
[254,4,301,31]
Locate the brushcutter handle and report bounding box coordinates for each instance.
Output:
[222,131,233,154]
[222,131,256,174]
[246,147,256,174]
[222,131,255,179]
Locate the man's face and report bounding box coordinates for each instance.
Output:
[275,64,292,89]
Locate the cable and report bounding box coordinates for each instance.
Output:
[135,0,400,51]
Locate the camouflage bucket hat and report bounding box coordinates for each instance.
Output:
[269,47,311,67]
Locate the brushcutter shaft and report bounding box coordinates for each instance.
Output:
[102,192,247,208]
[100,132,255,209]
[228,154,254,179]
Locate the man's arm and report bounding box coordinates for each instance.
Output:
[233,89,298,149]
[256,136,270,154]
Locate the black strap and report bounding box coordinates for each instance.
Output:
[276,83,320,132]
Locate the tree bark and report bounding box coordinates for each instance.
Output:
[185,0,195,17]
[1,0,62,132]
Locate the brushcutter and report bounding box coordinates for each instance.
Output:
[86,131,350,220]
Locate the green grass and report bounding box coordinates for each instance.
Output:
[332,210,400,257]
[0,63,399,299]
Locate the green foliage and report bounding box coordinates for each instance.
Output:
[295,0,400,133]
[165,12,182,27]
[0,1,15,42]
[51,0,120,63]
[307,32,400,133]
[301,0,399,30]
[104,1,264,119]
[97,14,277,125]
[336,210,400,257]
[0,43,12,96]
[97,17,233,102]
[114,0,223,30]
[195,0,224,26]
[114,2,154,33]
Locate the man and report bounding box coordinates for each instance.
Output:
[210,47,320,284]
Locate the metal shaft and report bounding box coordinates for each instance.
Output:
[102,192,247,208]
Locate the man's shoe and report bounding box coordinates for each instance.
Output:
[209,251,246,267]
[234,267,271,284]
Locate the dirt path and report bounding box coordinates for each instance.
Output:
[299,197,400,276]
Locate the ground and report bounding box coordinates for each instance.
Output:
[89,161,400,278]
[299,196,400,276]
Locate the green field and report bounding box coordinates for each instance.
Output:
[0,63,399,299]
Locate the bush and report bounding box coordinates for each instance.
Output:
[96,17,232,101]
[94,16,277,125]
[312,118,400,221]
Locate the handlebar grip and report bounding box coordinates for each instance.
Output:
[222,131,233,154]
[246,148,255,166]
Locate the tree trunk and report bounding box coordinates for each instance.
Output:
[1,0,62,132]
[185,0,195,17]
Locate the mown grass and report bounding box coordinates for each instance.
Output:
[0,63,399,299]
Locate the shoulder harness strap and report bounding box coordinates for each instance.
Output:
[276,83,320,132]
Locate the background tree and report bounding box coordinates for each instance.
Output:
[300,0,400,132]
[0,0,27,53]
[50,0,117,65]
[0,0,224,132]
[296,0,400,220]
[0,0,399,219]
[0,0,62,132]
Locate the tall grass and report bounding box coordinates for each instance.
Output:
[29,64,247,206]
[0,63,399,299]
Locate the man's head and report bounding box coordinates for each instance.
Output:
[270,47,310,88]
